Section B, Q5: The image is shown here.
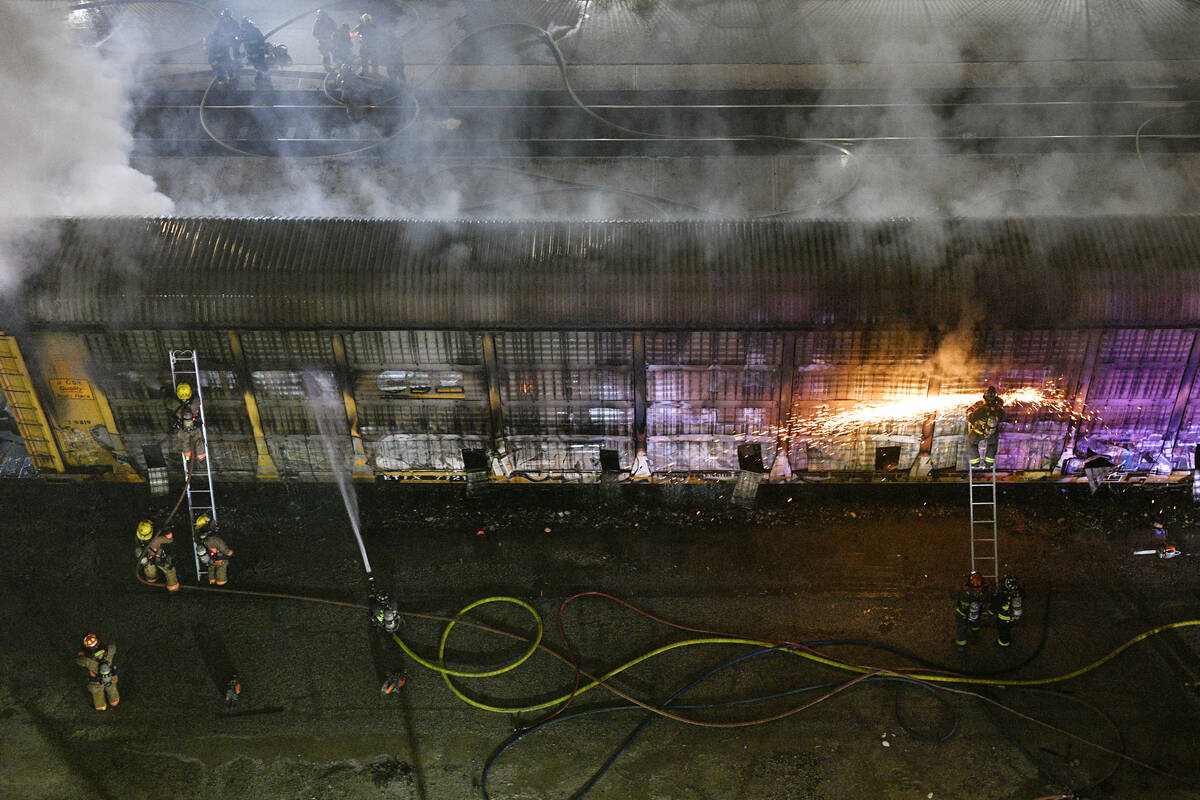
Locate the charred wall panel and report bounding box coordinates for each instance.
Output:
[1080,329,1194,462]
[345,331,488,471]
[647,332,781,472]
[496,331,634,473]
[925,331,1089,472]
[83,330,254,478]
[789,330,930,472]
[239,331,337,480]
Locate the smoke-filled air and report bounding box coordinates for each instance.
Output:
[0,2,172,287]
[7,0,1200,225]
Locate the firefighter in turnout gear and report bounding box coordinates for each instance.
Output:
[75,634,120,711]
[352,13,380,76]
[136,520,180,592]
[368,587,407,694]
[207,8,241,85]
[194,514,233,585]
[330,23,353,70]
[953,572,989,647]
[162,382,206,467]
[966,386,1006,469]
[990,574,1025,647]
[312,9,339,71]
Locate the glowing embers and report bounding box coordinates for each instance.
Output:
[784,385,1079,445]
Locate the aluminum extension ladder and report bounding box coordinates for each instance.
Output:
[169,349,217,582]
[968,463,999,585]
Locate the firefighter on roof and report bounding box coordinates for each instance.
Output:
[312,9,339,71]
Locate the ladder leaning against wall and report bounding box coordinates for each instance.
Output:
[968,463,999,586]
[169,349,217,582]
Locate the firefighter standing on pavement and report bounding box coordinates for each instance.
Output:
[369,588,407,695]
[76,634,120,711]
[953,572,989,648]
[966,386,1006,469]
[194,514,233,586]
[136,520,180,592]
[990,574,1025,647]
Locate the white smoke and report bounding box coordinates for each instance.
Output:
[0,1,172,287]
[48,0,1199,222]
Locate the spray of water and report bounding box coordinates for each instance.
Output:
[303,371,372,577]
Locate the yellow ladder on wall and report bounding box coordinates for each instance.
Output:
[0,335,64,473]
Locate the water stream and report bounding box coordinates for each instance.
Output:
[303,370,372,577]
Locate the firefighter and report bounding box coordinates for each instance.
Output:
[335,63,371,121]
[312,9,339,71]
[194,514,233,586]
[965,386,1006,469]
[953,571,988,648]
[353,13,380,76]
[75,634,120,711]
[237,17,270,87]
[136,520,180,592]
[330,23,354,70]
[990,574,1025,647]
[206,31,237,86]
[209,8,240,66]
[369,589,407,695]
[162,382,205,468]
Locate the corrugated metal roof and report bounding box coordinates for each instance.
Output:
[18,216,1200,330]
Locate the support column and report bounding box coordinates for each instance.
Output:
[227,332,279,479]
[630,331,651,478]
[331,333,372,479]
[480,332,511,476]
[771,333,797,480]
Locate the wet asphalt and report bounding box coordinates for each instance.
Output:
[2,479,1199,800]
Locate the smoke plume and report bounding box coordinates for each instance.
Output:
[0,1,172,288]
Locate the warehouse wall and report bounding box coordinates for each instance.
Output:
[13,325,1200,482]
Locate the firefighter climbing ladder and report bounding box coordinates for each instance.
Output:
[968,463,999,584]
[169,349,217,582]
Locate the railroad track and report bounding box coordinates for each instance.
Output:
[130,84,1200,158]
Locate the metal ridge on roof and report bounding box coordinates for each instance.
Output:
[18,216,1200,330]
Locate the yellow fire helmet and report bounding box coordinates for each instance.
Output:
[194,514,212,533]
[136,520,154,541]
[175,382,193,401]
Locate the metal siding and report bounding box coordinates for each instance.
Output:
[505,436,632,474]
[645,332,782,469]
[369,434,488,471]
[21,216,1200,330]
[83,330,250,473]
[493,331,634,442]
[345,331,483,366]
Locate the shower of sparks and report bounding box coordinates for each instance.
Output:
[782,385,1085,443]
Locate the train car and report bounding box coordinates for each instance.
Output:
[2,216,1198,494]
